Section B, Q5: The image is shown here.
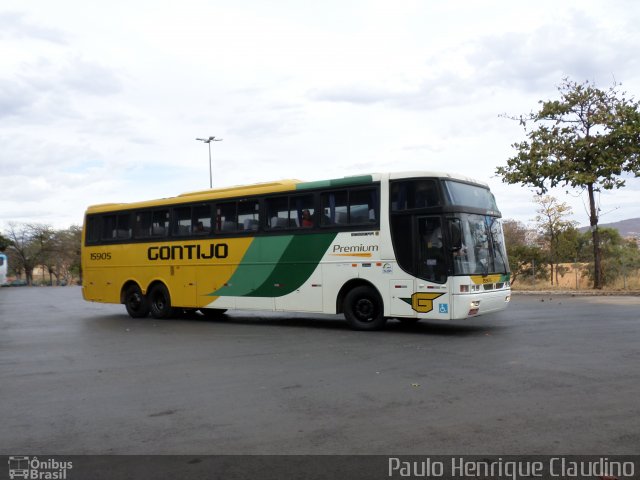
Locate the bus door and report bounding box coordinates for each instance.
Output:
[414,216,451,318]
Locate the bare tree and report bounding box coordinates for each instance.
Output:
[45,226,82,285]
[4,223,54,286]
[533,195,578,285]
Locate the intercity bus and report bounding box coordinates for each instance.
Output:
[0,252,8,286]
[81,171,510,330]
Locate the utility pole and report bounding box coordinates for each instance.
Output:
[196,136,223,188]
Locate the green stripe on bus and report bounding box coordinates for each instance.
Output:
[248,232,337,297]
[209,236,292,297]
[295,175,373,190]
[210,232,337,298]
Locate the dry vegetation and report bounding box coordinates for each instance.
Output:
[513,263,640,293]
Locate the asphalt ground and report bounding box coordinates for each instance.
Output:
[1,286,639,455]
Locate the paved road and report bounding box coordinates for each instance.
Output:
[1,287,638,455]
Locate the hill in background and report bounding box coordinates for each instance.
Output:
[580,218,640,237]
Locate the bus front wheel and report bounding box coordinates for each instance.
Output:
[343,286,387,331]
[124,284,149,318]
[148,283,174,319]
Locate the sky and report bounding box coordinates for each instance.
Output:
[1,0,640,231]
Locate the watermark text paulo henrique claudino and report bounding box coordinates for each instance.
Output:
[388,456,635,479]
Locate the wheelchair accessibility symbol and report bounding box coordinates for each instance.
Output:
[438,304,449,314]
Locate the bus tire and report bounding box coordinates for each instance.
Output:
[343,286,387,331]
[124,284,149,318]
[148,283,174,319]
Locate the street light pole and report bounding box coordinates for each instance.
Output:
[195,136,223,188]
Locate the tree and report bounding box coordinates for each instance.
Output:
[532,195,578,285]
[496,78,640,289]
[0,232,10,252]
[3,223,82,286]
[579,227,640,287]
[44,226,82,285]
[502,219,546,285]
[4,223,54,286]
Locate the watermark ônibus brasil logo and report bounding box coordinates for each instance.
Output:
[8,456,72,479]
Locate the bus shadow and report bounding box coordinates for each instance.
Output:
[88,311,503,337]
[385,320,501,337]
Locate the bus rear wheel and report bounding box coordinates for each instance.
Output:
[124,284,149,318]
[343,286,387,331]
[148,283,174,319]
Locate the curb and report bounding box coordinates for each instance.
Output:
[512,290,640,296]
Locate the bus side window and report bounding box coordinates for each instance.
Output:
[86,216,101,243]
[321,191,348,226]
[151,210,169,237]
[391,180,438,210]
[349,188,378,224]
[238,200,259,232]
[266,196,290,229]
[293,194,315,228]
[193,204,212,234]
[216,202,237,233]
[173,206,192,236]
[135,211,152,238]
[414,180,438,208]
[102,215,117,240]
[116,213,132,239]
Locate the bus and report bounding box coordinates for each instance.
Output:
[0,252,8,286]
[81,171,510,330]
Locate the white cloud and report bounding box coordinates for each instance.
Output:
[1,0,640,231]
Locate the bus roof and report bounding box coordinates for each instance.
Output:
[84,171,489,214]
[388,170,489,187]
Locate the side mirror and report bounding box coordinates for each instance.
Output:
[448,218,463,251]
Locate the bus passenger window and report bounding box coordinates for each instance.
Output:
[151,210,169,237]
[193,205,212,234]
[238,200,259,232]
[294,195,314,228]
[116,214,132,239]
[85,216,101,243]
[102,215,117,240]
[321,191,347,226]
[266,196,290,229]
[391,180,439,210]
[135,211,152,238]
[216,203,237,232]
[173,207,192,236]
[350,189,378,224]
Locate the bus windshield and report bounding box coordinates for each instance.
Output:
[450,214,509,276]
[443,180,499,212]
